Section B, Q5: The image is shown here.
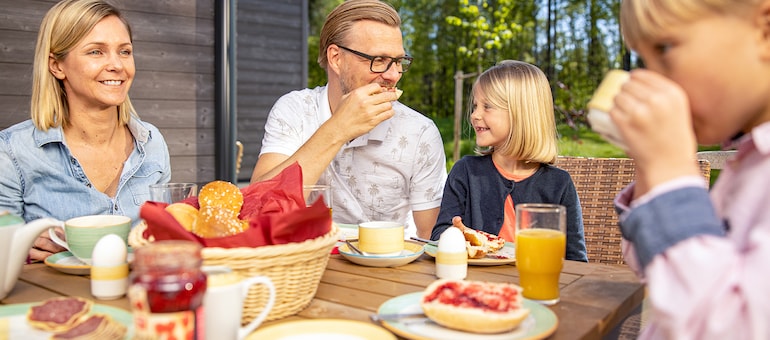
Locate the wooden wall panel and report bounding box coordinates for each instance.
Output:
[0,63,32,96]
[236,0,308,182]
[171,155,215,183]
[131,99,214,129]
[0,32,36,63]
[0,95,29,128]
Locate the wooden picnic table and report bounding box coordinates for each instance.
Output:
[2,253,644,340]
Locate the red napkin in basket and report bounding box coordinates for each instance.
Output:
[139,162,332,248]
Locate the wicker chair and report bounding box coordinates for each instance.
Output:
[554,156,711,265]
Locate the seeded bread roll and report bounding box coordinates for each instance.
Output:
[193,180,249,238]
[198,180,243,212]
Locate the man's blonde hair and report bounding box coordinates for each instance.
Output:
[471,60,558,164]
[620,0,757,51]
[317,0,401,70]
[31,0,135,130]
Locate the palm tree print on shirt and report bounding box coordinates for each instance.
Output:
[398,136,408,161]
[368,183,380,205]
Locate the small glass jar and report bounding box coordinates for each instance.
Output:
[129,240,207,340]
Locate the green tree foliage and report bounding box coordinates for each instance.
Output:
[306,0,625,130]
[307,0,344,88]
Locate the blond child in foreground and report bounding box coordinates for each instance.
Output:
[612,0,770,339]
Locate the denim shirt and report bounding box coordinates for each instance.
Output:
[0,117,171,225]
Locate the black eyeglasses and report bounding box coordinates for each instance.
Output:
[337,45,413,73]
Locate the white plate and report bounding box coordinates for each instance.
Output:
[423,243,516,266]
[377,292,557,340]
[246,319,395,339]
[44,250,134,276]
[339,241,424,267]
[0,302,134,339]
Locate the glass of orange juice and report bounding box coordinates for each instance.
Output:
[515,203,566,305]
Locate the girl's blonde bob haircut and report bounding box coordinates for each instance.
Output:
[620,0,756,51]
[31,0,135,130]
[471,60,558,164]
[317,0,400,70]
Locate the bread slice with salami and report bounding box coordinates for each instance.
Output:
[50,314,127,340]
[421,279,530,333]
[26,297,92,332]
[26,297,127,339]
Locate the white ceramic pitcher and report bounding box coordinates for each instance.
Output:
[0,211,62,299]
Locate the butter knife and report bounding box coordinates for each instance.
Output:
[370,312,428,323]
[409,236,438,246]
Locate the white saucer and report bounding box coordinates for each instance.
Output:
[339,241,424,267]
[44,250,134,276]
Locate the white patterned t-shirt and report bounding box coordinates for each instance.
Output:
[259,86,447,228]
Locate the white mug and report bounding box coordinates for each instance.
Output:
[203,267,276,340]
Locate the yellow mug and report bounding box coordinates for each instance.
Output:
[358,221,404,257]
[586,69,630,150]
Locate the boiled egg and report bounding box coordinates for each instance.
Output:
[438,227,465,253]
[91,234,127,267]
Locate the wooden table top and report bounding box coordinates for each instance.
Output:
[2,252,644,340]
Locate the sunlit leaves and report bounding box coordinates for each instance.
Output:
[449,0,522,70]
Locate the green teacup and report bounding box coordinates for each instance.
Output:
[49,215,131,265]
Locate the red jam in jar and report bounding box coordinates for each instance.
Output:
[129,240,207,340]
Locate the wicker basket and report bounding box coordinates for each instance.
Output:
[200,224,339,324]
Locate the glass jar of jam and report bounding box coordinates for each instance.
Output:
[129,240,207,340]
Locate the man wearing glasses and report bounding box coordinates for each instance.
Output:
[251,0,446,239]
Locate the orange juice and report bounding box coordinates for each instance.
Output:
[516,228,566,302]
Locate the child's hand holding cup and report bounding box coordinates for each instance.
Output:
[587,69,630,151]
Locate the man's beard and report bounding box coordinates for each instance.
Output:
[340,73,354,95]
[339,71,394,95]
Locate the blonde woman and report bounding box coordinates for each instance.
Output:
[430,60,587,262]
[0,0,170,261]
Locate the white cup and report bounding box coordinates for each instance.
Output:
[203,267,276,340]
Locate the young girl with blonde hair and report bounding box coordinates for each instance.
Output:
[431,60,587,262]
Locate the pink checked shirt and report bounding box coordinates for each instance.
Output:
[616,121,770,339]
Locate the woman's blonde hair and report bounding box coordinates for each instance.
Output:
[471,60,558,164]
[620,0,756,51]
[31,0,135,130]
[317,0,401,70]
